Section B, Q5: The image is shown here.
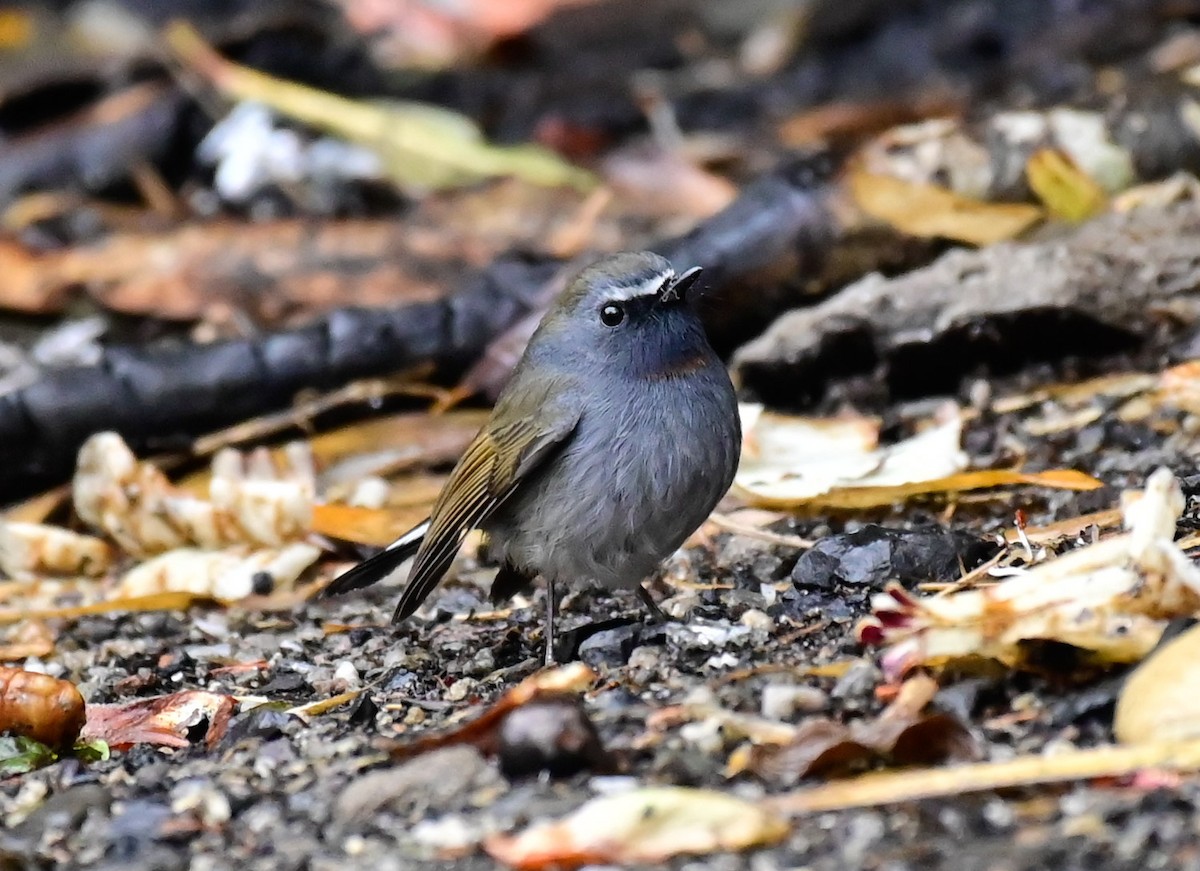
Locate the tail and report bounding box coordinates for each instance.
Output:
[322,519,430,597]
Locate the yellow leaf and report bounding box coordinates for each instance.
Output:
[0,592,206,625]
[754,468,1102,510]
[287,689,364,721]
[1026,148,1108,222]
[484,787,788,868]
[312,503,431,547]
[849,170,1043,245]
[166,22,595,194]
[1115,623,1200,744]
[0,10,34,50]
[766,738,1200,816]
[2,486,68,524]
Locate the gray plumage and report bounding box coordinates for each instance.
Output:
[324,251,741,662]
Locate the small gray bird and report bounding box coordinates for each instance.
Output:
[324,251,741,663]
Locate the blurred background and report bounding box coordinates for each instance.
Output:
[0,0,1198,498]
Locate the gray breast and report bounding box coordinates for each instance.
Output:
[485,361,739,590]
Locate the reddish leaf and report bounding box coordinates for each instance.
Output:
[82,690,236,750]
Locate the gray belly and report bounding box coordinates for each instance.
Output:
[484,367,739,590]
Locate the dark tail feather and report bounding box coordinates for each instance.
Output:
[322,520,428,597]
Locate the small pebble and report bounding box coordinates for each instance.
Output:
[468,648,496,676]
[170,781,231,825]
[445,677,478,702]
[739,609,774,632]
[704,651,740,669]
[761,683,828,720]
[410,815,478,850]
[982,798,1015,829]
[333,661,360,686]
[627,646,660,672]
[679,719,724,754]
[662,590,700,619]
[589,775,639,795]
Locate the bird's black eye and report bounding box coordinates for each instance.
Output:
[600,303,625,326]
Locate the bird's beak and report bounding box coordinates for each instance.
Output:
[658,266,702,304]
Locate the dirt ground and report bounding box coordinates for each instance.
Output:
[5,356,1200,870]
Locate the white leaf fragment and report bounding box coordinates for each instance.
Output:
[734,402,968,504]
[72,432,315,555]
[0,522,113,579]
[118,543,321,602]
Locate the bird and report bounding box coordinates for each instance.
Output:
[323,251,741,664]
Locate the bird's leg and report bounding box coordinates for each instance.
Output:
[543,577,557,667]
[636,583,671,623]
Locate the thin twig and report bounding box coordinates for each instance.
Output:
[708,512,813,549]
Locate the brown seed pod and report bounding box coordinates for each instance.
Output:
[0,665,86,748]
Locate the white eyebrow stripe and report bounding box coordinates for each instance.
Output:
[603,270,674,302]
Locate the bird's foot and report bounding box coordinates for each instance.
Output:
[636,584,673,624]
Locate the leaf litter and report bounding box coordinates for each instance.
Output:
[859,467,1200,677]
[3,345,1200,867]
[5,6,1200,867]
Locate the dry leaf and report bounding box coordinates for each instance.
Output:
[287,689,364,722]
[732,674,976,784]
[168,23,594,195]
[0,621,55,661]
[73,432,315,556]
[311,503,431,548]
[385,662,595,760]
[1115,623,1200,744]
[856,110,1134,201]
[1111,172,1200,212]
[116,543,320,602]
[0,592,205,625]
[779,96,962,147]
[484,787,788,868]
[0,522,113,578]
[796,468,1101,510]
[735,403,961,505]
[1003,507,1124,546]
[2,487,69,524]
[183,405,486,494]
[0,666,86,748]
[602,147,736,218]
[860,468,1200,677]
[848,169,1042,245]
[680,688,804,746]
[992,371,1159,415]
[1025,148,1108,222]
[734,403,1099,509]
[766,737,1200,817]
[1120,359,1200,420]
[0,218,456,322]
[82,690,236,750]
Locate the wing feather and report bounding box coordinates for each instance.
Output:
[391,400,579,622]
